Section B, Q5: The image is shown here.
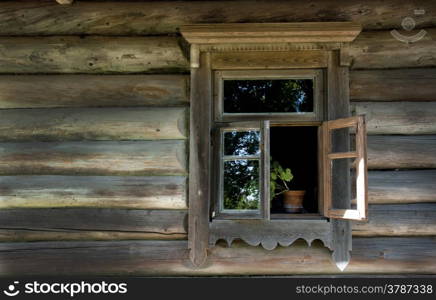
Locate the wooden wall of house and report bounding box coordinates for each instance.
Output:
[0,0,435,275]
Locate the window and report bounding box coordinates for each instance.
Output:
[213,70,324,221]
[215,122,268,219]
[181,22,364,270]
[212,74,367,222]
[214,70,323,121]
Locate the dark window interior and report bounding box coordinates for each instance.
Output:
[270,126,319,214]
[224,79,314,113]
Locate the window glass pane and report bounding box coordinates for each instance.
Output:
[223,159,259,210]
[224,79,313,113]
[224,130,260,156]
[331,158,357,210]
[331,127,356,153]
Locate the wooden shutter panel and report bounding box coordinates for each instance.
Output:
[322,115,368,221]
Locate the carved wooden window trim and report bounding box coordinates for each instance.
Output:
[181,22,364,271]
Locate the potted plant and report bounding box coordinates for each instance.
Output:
[270,160,305,213]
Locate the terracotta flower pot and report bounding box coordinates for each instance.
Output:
[282,190,305,213]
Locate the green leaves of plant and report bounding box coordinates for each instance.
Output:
[283,168,293,182]
[271,172,277,180]
[272,160,293,182]
[270,181,276,199]
[270,159,294,200]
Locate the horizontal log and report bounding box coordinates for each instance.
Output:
[0,175,186,209]
[347,28,436,69]
[2,30,434,74]
[1,170,433,210]
[0,208,187,242]
[0,107,187,141]
[0,75,189,109]
[353,204,436,236]
[1,171,432,210]
[351,69,436,101]
[0,229,186,242]
[0,140,187,176]
[367,135,436,169]
[0,1,435,35]
[56,0,73,4]
[369,170,436,204]
[6,204,435,240]
[353,102,436,135]
[0,36,188,73]
[0,238,435,275]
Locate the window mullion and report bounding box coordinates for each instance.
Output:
[261,120,270,220]
[223,155,260,161]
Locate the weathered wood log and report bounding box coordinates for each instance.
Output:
[0,238,435,275]
[0,140,187,176]
[347,28,436,69]
[6,203,434,241]
[0,75,189,109]
[0,229,186,243]
[351,69,436,101]
[0,175,186,209]
[16,70,436,108]
[367,136,436,169]
[2,30,435,73]
[0,208,187,242]
[55,0,73,5]
[369,170,436,204]
[0,36,188,73]
[352,102,436,135]
[353,204,436,236]
[0,107,187,141]
[0,171,432,209]
[0,1,435,35]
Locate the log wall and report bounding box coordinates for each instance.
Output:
[1,1,435,35]
[1,239,436,275]
[0,0,435,276]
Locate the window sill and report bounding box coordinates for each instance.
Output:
[270,213,326,220]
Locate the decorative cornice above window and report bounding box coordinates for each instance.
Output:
[181,22,362,44]
[180,22,362,68]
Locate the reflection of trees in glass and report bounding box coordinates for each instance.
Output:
[224,79,313,113]
[223,160,259,209]
[224,130,260,156]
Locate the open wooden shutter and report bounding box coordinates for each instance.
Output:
[322,115,368,221]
